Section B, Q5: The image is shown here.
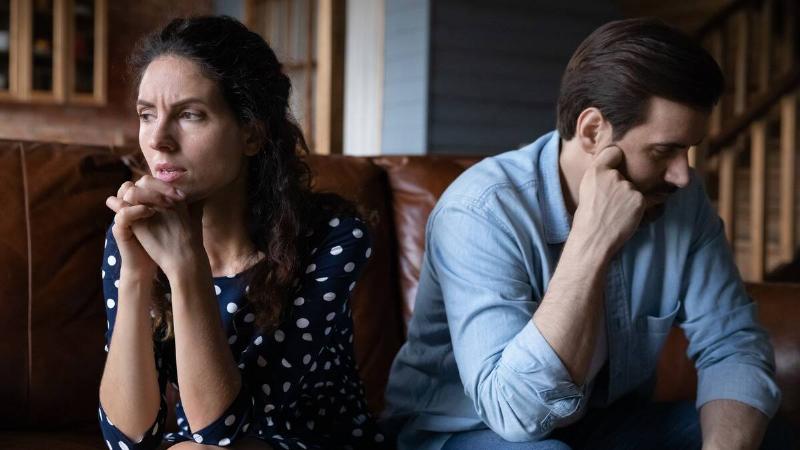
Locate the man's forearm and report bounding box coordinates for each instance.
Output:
[532,231,611,385]
[700,399,768,450]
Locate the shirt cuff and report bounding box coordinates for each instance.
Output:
[696,362,782,418]
[99,396,167,450]
[189,382,254,447]
[497,320,586,427]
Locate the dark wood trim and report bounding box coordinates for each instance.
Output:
[708,67,800,156]
[695,0,759,39]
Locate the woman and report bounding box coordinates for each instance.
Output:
[98,16,385,450]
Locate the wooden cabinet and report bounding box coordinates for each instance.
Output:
[0,0,12,99]
[4,0,105,104]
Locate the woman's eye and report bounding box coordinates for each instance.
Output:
[180,111,203,120]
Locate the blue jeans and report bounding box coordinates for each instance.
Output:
[442,398,794,450]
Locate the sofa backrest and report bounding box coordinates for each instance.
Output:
[0,141,130,429]
[0,144,411,429]
[361,155,800,427]
[2,141,798,431]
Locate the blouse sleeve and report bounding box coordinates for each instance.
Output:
[168,217,371,448]
[98,226,169,450]
[241,216,371,441]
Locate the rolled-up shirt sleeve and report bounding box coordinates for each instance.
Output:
[427,201,586,442]
[678,180,781,418]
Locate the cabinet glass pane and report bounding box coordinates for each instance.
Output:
[32,0,54,92]
[73,0,94,94]
[0,0,9,91]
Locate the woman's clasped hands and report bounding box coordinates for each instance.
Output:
[105,176,205,280]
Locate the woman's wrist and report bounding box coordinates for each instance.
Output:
[161,245,211,284]
[116,271,156,315]
[120,268,156,287]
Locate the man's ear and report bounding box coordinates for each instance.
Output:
[242,123,263,156]
[574,107,612,156]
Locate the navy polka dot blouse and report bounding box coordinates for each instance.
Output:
[98,216,386,449]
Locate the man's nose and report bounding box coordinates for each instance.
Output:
[665,150,690,188]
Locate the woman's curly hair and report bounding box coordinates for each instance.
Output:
[128,16,358,340]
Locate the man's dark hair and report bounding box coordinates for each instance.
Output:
[557,18,724,141]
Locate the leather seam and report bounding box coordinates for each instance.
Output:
[18,143,32,425]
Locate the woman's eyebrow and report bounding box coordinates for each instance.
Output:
[136,98,207,108]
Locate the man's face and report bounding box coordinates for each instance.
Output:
[612,97,710,221]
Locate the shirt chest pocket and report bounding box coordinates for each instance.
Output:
[629,301,682,385]
[634,301,681,334]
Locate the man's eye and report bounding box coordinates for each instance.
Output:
[138,112,154,121]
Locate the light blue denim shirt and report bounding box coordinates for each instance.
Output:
[382,131,781,450]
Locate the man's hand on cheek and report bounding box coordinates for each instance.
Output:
[572,144,646,256]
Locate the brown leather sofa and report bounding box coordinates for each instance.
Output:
[1,140,798,449]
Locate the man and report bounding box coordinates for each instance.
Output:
[383,18,787,450]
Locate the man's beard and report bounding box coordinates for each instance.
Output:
[638,185,678,226]
[640,203,667,225]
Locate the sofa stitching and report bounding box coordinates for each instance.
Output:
[18,142,32,425]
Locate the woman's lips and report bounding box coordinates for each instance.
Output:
[155,168,187,183]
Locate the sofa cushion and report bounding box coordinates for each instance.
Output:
[10,142,129,429]
[0,141,30,428]
[373,156,479,324]
[0,427,104,450]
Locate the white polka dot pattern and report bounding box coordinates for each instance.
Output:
[97,218,384,448]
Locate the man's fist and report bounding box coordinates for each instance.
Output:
[572,144,646,256]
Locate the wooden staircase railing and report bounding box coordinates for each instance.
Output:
[692,0,798,281]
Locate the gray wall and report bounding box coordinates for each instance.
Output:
[385,0,620,155]
[381,0,430,155]
[214,0,244,20]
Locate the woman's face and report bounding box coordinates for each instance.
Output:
[136,55,257,202]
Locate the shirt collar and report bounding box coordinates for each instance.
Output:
[537,131,572,244]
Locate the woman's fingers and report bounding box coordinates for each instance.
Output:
[112,175,184,209]
[106,195,128,213]
[135,175,185,201]
[122,184,175,208]
[111,204,155,240]
[116,181,134,199]
[116,175,185,208]
[115,204,156,227]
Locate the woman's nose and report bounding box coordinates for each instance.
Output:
[148,118,177,152]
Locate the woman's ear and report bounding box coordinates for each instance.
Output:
[574,107,612,156]
[242,123,263,156]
